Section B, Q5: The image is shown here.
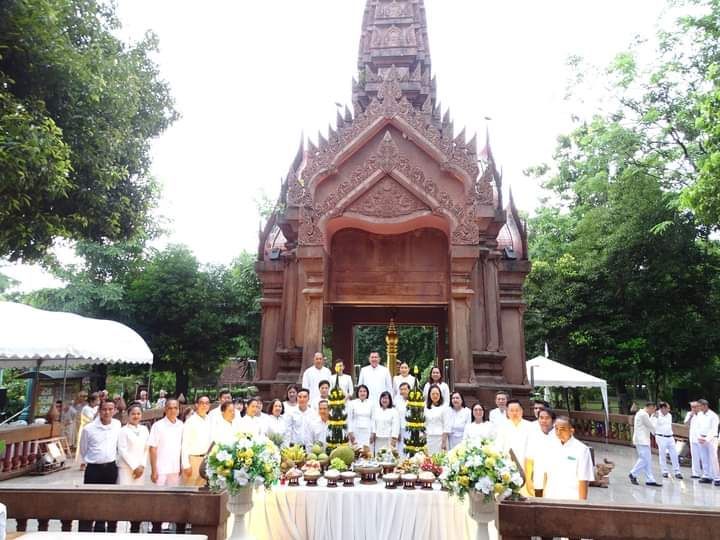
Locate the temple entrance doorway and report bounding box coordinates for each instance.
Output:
[352,324,439,376]
[329,305,448,377]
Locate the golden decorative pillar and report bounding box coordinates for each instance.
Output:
[386,318,398,377]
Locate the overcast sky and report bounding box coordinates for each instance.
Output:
[4,0,668,291]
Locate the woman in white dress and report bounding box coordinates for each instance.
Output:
[263,399,289,446]
[371,391,400,452]
[447,392,471,450]
[463,402,496,441]
[424,385,450,454]
[422,367,450,404]
[117,402,150,485]
[392,362,415,398]
[283,384,299,413]
[348,384,373,447]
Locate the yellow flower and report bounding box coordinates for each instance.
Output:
[494,483,504,494]
[485,457,496,468]
[246,449,254,458]
[502,472,510,482]
[264,464,272,473]
[459,476,470,487]
[244,458,252,468]
[224,459,233,468]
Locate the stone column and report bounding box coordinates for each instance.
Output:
[255,260,285,380]
[297,246,326,368]
[482,251,502,352]
[448,245,479,383]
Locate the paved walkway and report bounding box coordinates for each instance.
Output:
[2,442,719,534]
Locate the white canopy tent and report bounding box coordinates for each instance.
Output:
[526,355,609,439]
[0,302,153,419]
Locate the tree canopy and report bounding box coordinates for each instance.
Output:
[0,0,177,262]
[524,0,720,409]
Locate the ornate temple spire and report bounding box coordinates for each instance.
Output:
[354,0,435,110]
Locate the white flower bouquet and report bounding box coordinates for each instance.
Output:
[439,438,523,502]
[206,433,281,494]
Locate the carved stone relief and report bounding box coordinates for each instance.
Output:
[346,176,429,218]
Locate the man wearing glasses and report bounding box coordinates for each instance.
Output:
[181,395,212,486]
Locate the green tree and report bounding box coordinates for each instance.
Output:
[0,0,177,261]
[125,245,247,396]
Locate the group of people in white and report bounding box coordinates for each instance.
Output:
[77,352,596,531]
[630,399,719,487]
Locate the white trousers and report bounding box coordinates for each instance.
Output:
[690,441,702,477]
[698,438,720,480]
[630,444,656,483]
[655,435,680,474]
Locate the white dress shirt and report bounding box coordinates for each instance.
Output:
[330,374,354,398]
[148,416,184,475]
[181,413,212,469]
[372,407,400,439]
[496,418,533,466]
[236,414,264,437]
[118,423,149,471]
[424,405,451,436]
[302,366,333,402]
[211,416,242,445]
[632,409,655,446]
[463,421,496,441]
[392,374,415,397]
[447,407,471,447]
[348,398,374,433]
[544,436,595,500]
[686,411,700,443]
[264,414,289,442]
[488,407,508,427]
[395,397,408,430]
[358,364,393,403]
[651,411,675,437]
[286,406,319,446]
[422,382,450,404]
[526,424,556,487]
[80,418,121,464]
[303,416,329,450]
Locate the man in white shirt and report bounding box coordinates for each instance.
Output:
[181,395,212,486]
[629,402,661,486]
[525,408,556,495]
[330,360,354,399]
[358,351,392,403]
[496,399,533,486]
[304,400,330,451]
[212,401,241,444]
[652,401,682,479]
[544,416,594,500]
[79,400,121,532]
[684,401,702,478]
[696,399,720,485]
[489,391,509,427]
[208,389,233,428]
[286,388,319,446]
[311,380,331,410]
[302,352,332,403]
[148,399,184,487]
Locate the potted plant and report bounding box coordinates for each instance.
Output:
[206,433,281,540]
[440,438,523,540]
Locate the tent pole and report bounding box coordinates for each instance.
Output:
[60,356,69,426]
[147,363,153,402]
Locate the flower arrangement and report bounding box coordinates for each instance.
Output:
[440,438,523,502]
[404,366,427,456]
[326,365,348,449]
[206,433,281,494]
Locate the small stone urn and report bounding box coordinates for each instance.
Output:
[468,491,497,540]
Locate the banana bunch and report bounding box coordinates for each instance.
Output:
[281,444,306,464]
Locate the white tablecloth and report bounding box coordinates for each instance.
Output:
[0,502,6,540]
[246,481,479,540]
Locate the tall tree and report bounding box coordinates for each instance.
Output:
[0,0,177,261]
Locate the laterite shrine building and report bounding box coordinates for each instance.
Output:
[256,0,531,403]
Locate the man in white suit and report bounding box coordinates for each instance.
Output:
[696,399,720,485]
[629,402,661,486]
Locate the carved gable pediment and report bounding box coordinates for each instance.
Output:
[345,176,430,218]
